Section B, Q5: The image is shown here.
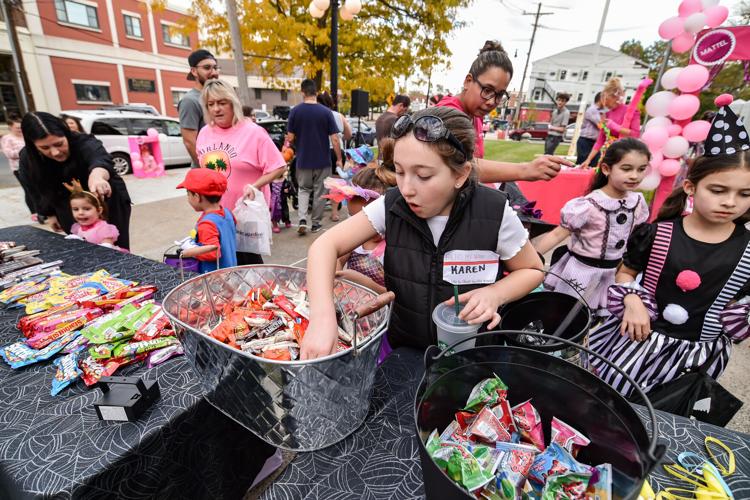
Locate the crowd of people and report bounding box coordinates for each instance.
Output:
[2,41,749,411]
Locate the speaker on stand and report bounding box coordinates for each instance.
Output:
[351,89,369,147]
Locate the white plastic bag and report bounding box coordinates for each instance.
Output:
[233,187,273,256]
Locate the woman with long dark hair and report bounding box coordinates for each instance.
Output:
[18,112,132,249]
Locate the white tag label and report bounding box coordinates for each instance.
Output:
[442,250,500,285]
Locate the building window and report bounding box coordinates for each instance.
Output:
[603,71,613,82]
[171,90,188,107]
[581,71,588,81]
[532,89,542,101]
[559,70,567,80]
[55,0,99,29]
[280,89,288,102]
[124,14,142,38]
[548,71,555,76]
[577,93,583,102]
[254,88,262,99]
[127,78,155,93]
[161,23,190,47]
[74,83,111,103]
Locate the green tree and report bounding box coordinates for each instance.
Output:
[189,0,471,106]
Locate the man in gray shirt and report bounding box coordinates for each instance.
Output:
[544,93,570,155]
[576,92,603,164]
[179,49,219,166]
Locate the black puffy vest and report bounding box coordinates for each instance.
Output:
[383,183,507,350]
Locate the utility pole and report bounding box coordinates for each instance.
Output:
[513,2,553,126]
[330,0,339,109]
[225,0,250,106]
[2,0,34,113]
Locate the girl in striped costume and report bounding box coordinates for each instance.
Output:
[590,96,750,398]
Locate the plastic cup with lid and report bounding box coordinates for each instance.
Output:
[432,302,480,353]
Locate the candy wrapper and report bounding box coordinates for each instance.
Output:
[26,308,103,349]
[512,399,545,451]
[0,275,49,307]
[586,464,611,500]
[431,442,494,492]
[464,375,509,412]
[541,471,592,500]
[528,443,591,486]
[134,307,172,341]
[79,352,147,386]
[467,406,512,444]
[51,350,84,396]
[1,331,80,369]
[440,420,471,445]
[490,399,517,436]
[147,343,184,368]
[112,336,178,359]
[550,417,591,458]
[82,303,146,344]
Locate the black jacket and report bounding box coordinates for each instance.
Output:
[383,183,507,349]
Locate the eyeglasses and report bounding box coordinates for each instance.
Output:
[473,78,509,104]
[391,114,468,162]
[194,64,220,72]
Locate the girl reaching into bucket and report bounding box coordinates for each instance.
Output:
[589,95,750,398]
[301,106,544,359]
[533,138,651,316]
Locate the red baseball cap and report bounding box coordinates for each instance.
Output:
[176,168,227,196]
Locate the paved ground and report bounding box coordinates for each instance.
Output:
[2,164,749,439]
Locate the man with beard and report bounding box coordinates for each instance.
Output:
[179,49,220,166]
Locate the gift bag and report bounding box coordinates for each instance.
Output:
[234,188,273,256]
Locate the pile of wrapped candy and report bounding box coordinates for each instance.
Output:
[0,269,183,395]
[0,241,62,288]
[425,375,611,499]
[192,283,361,362]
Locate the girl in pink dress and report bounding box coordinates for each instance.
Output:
[65,180,123,250]
[533,138,651,315]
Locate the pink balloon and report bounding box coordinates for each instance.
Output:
[668,124,683,137]
[678,0,702,17]
[676,64,709,92]
[659,16,685,40]
[663,136,690,158]
[672,32,696,53]
[132,160,144,170]
[642,127,669,150]
[659,158,682,177]
[668,94,700,120]
[682,120,712,142]
[704,5,729,28]
[146,127,159,138]
[650,150,664,169]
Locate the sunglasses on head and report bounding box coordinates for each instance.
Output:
[390,115,468,162]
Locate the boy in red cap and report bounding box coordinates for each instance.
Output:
[176,168,237,273]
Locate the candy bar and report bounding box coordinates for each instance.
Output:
[51,350,84,396]
[512,399,545,451]
[1,330,80,369]
[494,441,538,493]
[112,336,179,359]
[550,417,591,458]
[464,375,509,412]
[541,471,592,500]
[528,443,590,486]
[467,406,512,444]
[147,343,184,368]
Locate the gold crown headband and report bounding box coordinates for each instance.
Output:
[63,179,101,208]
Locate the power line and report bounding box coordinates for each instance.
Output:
[513,2,553,125]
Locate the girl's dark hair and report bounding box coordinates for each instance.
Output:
[392,106,477,181]
[61,114,84,133]
[657,151,750,222]
[469,40,514,80]
[588,138,651,192]
[21,112,74,182]
[352,167,389,196]
[6,112,21,127]
[70,190,108,220]
[317,91,334,109]
[377,137,397,187]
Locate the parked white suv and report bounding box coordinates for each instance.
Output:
[61,110,191,176]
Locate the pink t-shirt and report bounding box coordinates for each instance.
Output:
[593,104,642,150]
[196,119,286,209]
[71,220,119,245]
[436,95,484,159]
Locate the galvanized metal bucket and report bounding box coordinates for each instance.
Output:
[162,265,390,452]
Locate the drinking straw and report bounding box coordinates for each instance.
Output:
[453,285,460,317]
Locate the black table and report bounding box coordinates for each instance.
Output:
[261,348,750,499]
[0,226,275,499]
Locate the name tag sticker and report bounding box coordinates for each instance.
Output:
[443,250,500,285]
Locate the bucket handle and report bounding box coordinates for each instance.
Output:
[423,329,664,464]
[349,291,396,356]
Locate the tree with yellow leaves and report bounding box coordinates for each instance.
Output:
[188,0,471,106]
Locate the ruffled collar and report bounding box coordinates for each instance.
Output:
[586,189,641,211]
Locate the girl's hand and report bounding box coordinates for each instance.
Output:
[621,294,652,342]
[46,215,63,233]
[445,286,503,329]
[242,184,256,201]
[300,315,339,360]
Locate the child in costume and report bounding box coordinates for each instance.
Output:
[176,168,237,274]
[269,172,293,233]
[302,107,544,359]
[533,138,651,315]
[589,95,750,398]
[65,179,123,251]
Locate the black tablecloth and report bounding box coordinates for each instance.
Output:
[261,348,750,500]
[0,226,275,500]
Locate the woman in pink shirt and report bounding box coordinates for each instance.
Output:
[196,79,287,264]
[580,77,641,169]
[1,114,37,219]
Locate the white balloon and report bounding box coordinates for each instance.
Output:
[684,12,707,33]
[309,2,325,17]
[663,135,690,158]
[313,0,330,9]
[340,6,355,20]
[701,0,719,8]
[646,116,673,131]
[639,170,662,191]
[660,67,683,90]
[158,133,167,142]
[344,0,362,14]
[646,91,676,118]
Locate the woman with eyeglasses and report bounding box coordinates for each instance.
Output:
[580,77,642,169]
[437,40,571,183]
[301,106,544,359]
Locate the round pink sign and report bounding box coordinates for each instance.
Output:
[693,29,736,66]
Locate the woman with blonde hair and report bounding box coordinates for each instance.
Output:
[196,78,287,264]
[581,77,642,169]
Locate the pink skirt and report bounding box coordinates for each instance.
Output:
[544,253,616,315]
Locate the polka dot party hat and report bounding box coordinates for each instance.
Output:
[705,94,750,157]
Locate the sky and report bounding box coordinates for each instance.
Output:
[429,0,745,94]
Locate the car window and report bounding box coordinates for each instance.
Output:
[90,118,129,135]
[164,120,182,137]
[534,123,548,130]
[130,118,166,135]
[263,122,286,135]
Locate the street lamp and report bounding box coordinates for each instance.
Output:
[309,0,362,109]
